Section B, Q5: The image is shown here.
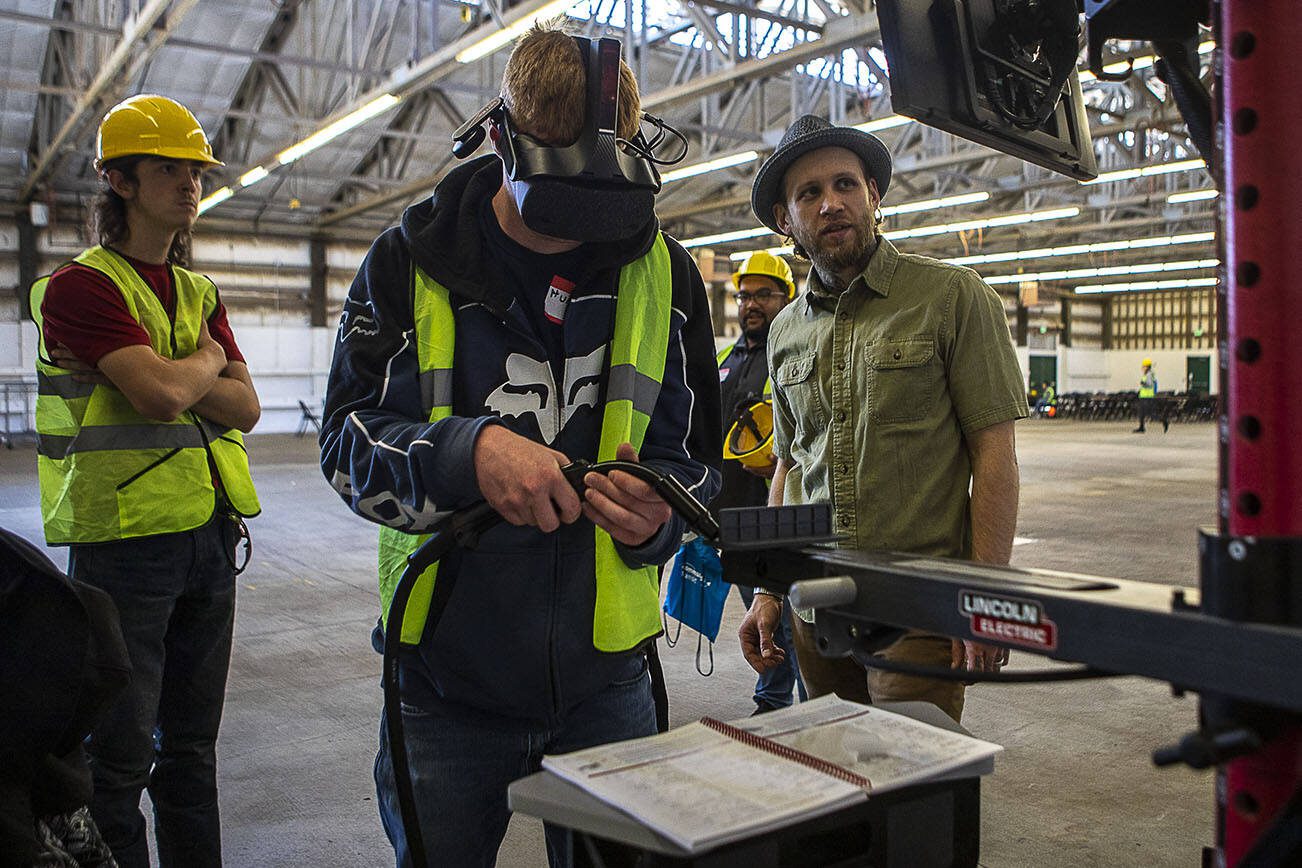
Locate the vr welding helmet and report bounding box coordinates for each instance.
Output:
[451,35,686,243]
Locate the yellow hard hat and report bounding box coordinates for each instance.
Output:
[95,94,223,169]
[731,251,795,299]
[1142,358,1153,367]
[723,399,775,469]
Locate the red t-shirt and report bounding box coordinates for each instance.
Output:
[42,252,245,368]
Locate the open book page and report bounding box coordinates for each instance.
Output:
[540,720,866,853]
[727,694,1003,793]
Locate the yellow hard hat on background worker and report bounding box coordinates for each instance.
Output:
[731,251,796,299]
[95,94,223,169]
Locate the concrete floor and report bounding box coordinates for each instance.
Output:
[0,419,1218,867]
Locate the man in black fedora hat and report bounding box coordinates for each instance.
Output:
[736,115,1028,722]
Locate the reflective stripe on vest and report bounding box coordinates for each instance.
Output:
[31,246,260,544]
[376,262,455,646]
[377,236,674,651]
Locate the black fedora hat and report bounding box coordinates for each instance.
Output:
[751,114,892,234]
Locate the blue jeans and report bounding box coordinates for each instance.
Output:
[68,516,237,868]
[374,652,656,868]
[737,585,807,710]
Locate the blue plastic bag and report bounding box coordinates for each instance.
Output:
[662,537,728,675]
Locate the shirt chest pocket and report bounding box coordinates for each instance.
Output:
[869,337,937,424]
[774,350,826,430]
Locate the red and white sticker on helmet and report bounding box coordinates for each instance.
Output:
[545,275,574,325]
[959,590,1057,651]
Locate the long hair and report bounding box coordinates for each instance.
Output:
[90,156,193,267]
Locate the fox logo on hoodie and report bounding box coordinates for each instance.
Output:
[484,346,605,443]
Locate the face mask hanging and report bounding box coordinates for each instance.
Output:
[662,536,728,676]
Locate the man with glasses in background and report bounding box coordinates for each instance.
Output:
[714,252,807,713]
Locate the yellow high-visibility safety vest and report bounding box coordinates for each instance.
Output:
[30,246,259,545]
[377,235,674,652]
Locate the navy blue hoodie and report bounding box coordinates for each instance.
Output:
[320,155,721,728]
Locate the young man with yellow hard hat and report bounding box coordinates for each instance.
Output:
[30,94,260,868]
[713,251,807,712]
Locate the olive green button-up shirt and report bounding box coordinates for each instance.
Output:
[768,236,1027,560]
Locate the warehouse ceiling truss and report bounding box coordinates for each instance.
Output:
[0,0,1215,302]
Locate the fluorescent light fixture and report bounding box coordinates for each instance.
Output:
[680,226,772,249]
[705,202,1073,252]
[455,0,576,63]
[1083,158,1206,185]
[277,93,401,166]
[1167,189,1219,204]
[661,150,760,183]
[985,258,1219,286]
[885,206,1080,240]
[197,186,234,215]
[1076,277,1219,294]
[947,231,1215,266]
[1079,41,1214,84]
[853,115,911,133]
[730,246,794,261]
[239,166,270,188]
[882,191,989,217]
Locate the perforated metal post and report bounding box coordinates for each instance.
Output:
[1217,1,1302,862]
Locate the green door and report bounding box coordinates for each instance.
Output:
[1187,355,1211,394]
[1028,355,1057,397]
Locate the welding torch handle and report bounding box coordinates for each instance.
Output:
[561,459,719,542]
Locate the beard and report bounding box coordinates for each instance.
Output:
[741,311,769,343]
[791,212,876,282]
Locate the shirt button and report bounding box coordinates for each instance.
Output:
[838,515,849,527]
[835,411,847,423]
[838,464,848,475]
[893,349,902,360]
[836,361,846,371]
[838,312,851,321]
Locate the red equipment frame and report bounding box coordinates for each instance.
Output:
[1218,1,1302,862]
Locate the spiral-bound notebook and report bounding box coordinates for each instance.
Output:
[540,695,1001,854]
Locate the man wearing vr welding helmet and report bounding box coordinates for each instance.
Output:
[320,20,720,868]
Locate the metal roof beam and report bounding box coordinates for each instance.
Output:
[643,12,879,114]
[318,10,881,226]
[689,0,823,35]
[0,8,395,77]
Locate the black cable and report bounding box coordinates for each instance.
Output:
[623,111,689,167]
[855,651,1121,684]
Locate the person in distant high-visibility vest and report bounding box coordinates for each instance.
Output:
[318,20,720,868]
[30,94,260,868]
[714,251,807,713]
[1134,358,1167,433]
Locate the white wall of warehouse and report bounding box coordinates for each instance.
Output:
[1013,346,1220,395]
